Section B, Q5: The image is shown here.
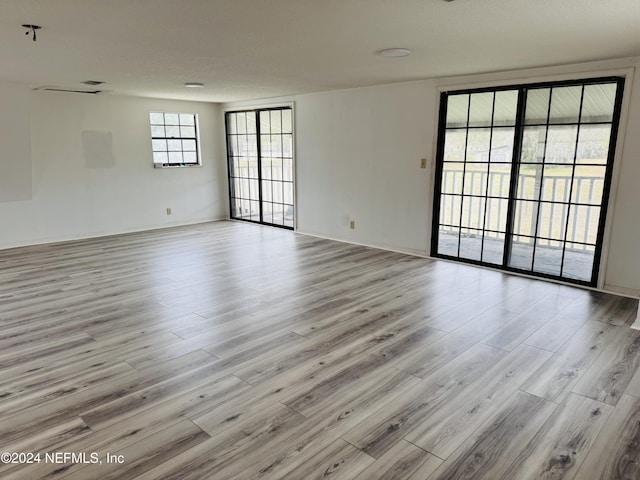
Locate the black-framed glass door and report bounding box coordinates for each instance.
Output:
[432,77,625,286]
[226,107,294,229]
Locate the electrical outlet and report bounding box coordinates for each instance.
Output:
[166,208,172,215]
[421,158,427,169]
[350,220,355,230]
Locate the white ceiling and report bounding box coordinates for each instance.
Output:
[1,0,639,103]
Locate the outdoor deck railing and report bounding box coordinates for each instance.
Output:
[440,170,601,250]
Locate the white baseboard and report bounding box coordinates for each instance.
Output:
[0,217,226,251]
[295,229,429,258]
[632,304,640,330]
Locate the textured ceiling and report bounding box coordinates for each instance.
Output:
[1,0,639,102]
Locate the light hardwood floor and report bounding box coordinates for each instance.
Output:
[1,220,639,479]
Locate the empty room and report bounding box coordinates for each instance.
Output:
[2,1,640,479]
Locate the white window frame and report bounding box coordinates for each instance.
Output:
[149,112,202,168]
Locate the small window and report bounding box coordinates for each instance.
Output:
[149,112,201,168]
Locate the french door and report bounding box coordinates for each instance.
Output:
[432,77,625,286]
[226,107,294,229]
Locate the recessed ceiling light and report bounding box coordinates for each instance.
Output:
[378,48,411,58]
[184,82,204,88]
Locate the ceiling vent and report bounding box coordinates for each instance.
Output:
[34,86,109,95]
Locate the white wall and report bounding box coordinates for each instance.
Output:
[225,58,640,295]
[223,82,437,255]
[603,69,640,295]
[295,80,437,255]
[0,84,226,249]
[0,83,32,203]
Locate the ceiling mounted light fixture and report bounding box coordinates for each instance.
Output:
[184,82,204,88]
[378,48,411,58]
[22,24,41,42]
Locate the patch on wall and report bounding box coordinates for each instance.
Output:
[81,130,114,168]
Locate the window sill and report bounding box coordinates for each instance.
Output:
[153,163,202,169]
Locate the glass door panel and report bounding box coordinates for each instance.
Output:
[433,78,624,286]
[258,109,295,228]
[436,89,517,266]
[226,108,294,229]
[227,111,260,222]
[506,83,620,282]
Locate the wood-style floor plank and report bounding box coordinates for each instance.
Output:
[193,367,420,479]
[404,345,552,458]
[0,220,638,479]
[137,403,307,480]
[60,419,210,480]
[572,393,640,479]
[12,375,248,480]
[392,331,481,379]
[524,311,591,352]
[353,440,442,480]
[499,393,612,480]
[0,349,215,448]
[342,343,507,459]
[522,320,621,403]
[428,391,558,480]
[266,438,374,480]
[571,328,640,405]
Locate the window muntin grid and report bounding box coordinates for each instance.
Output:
[150,112,200,168]
[433,78,624,286]
[226,108,294,229]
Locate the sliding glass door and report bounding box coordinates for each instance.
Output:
[436,89,518,265]
[226,107,294,229]
[432,78,624,286]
